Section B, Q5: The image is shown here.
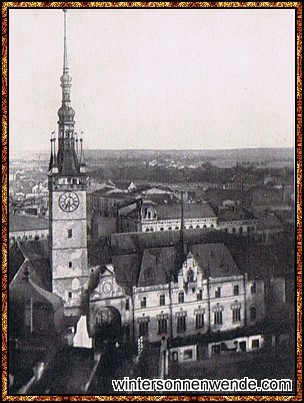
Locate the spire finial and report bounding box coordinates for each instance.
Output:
[63,9,68,72]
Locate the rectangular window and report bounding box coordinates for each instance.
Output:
[176,313,187,333]
[69,261,72,268]
[233,285,239,296]
[212,344,221,356]
[183,349,193,360]
[252,339,260,349]
[140,297,146,308]
[138,318,149,337]
[215,287,221,298]
[232,307,241,322]
[125,299,130,311]
[159,294,165,306]
[197,289,203,301]
[214,310,223,325]
[178,291,184,303]
[250,306,257,320]
[195,312,204,329]
[251,282,256,293]
[68,229,73,239]
[157,316,168,334]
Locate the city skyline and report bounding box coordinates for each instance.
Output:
[9,8,295,152]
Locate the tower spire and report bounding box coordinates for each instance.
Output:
[63,9,68,72]
[56,8,79,175]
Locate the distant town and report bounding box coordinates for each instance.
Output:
[9,146,296,394]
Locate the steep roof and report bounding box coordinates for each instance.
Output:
[138,247,177,287]
[111,254,142,295]
[228,241,294,280]
[9,240,51,289]
[9,268,63,312]
[9,242,26,284]
[9,214,48,233]
[190,243,241,278]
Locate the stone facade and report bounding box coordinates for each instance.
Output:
[89,245,265,345]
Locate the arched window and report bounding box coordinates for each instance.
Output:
[186,268,195,282]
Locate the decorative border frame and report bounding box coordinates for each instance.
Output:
[1,2,302,401]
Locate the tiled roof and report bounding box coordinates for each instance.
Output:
[8,242,25,284]
[9,214,48,233]
[111,254,142,295]
[190,243,241,278]
[138,247,177,287]
[18,239,49,260]
[156,202,216,220]
[10,269,63,312]
[245,186,283,206]
[217,207,257,222]
[119,202,138,217]
[109,228,230,255]
[228,240,294,280]
[9,240,51,290]
[257,214,283,231]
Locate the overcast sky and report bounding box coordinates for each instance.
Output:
[9,7,295,152]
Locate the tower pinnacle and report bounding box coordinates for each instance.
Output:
[50,8,85,176]
[63,9,68,72]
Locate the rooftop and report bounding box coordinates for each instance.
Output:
[190,243,241,278]
[217,207,257,222]
[149,202,217,220]
[138,247,177,287]
[9,214,48,233]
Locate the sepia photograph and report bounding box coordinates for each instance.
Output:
[4,2,301,399]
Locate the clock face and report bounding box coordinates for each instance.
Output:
[58,191,80,212]
[102,282,112,294]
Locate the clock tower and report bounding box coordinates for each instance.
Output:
[48,9,88,317]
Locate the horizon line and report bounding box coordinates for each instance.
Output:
[9,146,294,153]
